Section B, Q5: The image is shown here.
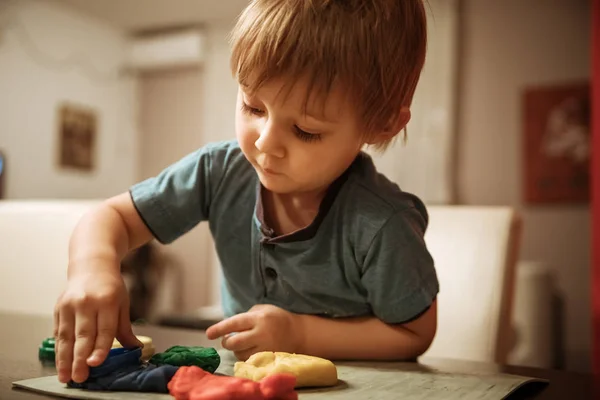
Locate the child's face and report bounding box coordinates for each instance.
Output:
[236,77,366,195]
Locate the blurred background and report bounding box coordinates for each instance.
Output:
[0,0,595,377]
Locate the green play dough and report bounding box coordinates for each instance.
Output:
[149,345,220,373]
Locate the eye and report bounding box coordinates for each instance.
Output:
[294,126,322,143]
[241,102,264,116]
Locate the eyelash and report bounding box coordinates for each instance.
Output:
[240,102,322,143]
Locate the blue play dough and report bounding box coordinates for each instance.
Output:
[67,347,179,393]
[88,347,143,378]
[67,363,179,392]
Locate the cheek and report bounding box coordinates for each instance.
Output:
[292,147,335,176]
[300,140,360,176]
[236,117,258,157]
[235,111,252,138]
[234,108,245,136]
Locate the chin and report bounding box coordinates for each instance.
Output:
[257,174,296,194]
[259,179,293,194]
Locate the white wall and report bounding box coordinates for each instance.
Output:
[457,0,592,372]
[137,24,238,312]
[193,24,239,308]
[368,0,459,204]
[139,68,206,180]
[138,66,214,313]
[0,0,139,199]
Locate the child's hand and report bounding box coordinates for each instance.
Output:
[53,269,141,384]
[206,304,305,361]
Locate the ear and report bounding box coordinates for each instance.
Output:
[365,107,411,145]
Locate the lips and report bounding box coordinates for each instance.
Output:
[257,162,280,175]
[256,155,282,175]
[261,166,280,175]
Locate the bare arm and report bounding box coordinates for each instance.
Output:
[296,300,437,360]
[56,192,155,384]
[67,192,154,278]
[208,301,437,361]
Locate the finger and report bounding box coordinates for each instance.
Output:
[115,296,142,349]
[56,308,75,384]
[221,330,256,352]
[234,347,258,362]
[71,308,97,383]
[206,313,255,340]
[87,309,117,366]
[53,302,60,339]
[53,302,60,366]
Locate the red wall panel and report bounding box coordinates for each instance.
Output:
[592,0,600,377]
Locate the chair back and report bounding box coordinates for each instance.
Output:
[422,205,522,364]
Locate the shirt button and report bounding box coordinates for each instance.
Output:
[265,267,278,279]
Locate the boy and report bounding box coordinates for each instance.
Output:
[54,0,439,385]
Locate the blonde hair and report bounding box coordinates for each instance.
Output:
[229,0,427,149]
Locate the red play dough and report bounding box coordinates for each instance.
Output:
[259,374,297,400]
[168,366,298,400]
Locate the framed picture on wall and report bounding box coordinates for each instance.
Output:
[56,103,97,171]
[522,81,591,204]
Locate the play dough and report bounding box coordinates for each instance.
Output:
[169,365,298,400]
[67,347,179,393]
[112,335,155,360]
[233,351,338,388]
[150,345,220,373]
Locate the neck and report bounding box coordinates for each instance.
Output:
[262,186,327,236]
[273,188,327,210]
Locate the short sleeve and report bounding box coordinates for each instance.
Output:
[361,206,439,324]
[129,142,231,244]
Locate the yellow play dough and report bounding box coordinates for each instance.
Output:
[233,351,338,388]
[112,335,155,360]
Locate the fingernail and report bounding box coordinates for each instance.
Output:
[88,354,99,363]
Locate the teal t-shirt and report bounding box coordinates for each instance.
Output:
[130,140,439,324]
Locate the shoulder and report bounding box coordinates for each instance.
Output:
[342,152,428,227]
[197,139,246,168]
[146,139,247,179]
[201,139,255,188]
[336,152,429,254]
[334,153,438,323]
[179,139,253,186]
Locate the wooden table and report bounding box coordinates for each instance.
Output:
[0,311,596,399]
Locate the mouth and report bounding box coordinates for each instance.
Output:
[263,168,280,175]
[259,165,281,175]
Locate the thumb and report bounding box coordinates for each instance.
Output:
[115,298,143,349]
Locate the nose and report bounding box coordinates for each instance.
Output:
[255,122,285,158]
